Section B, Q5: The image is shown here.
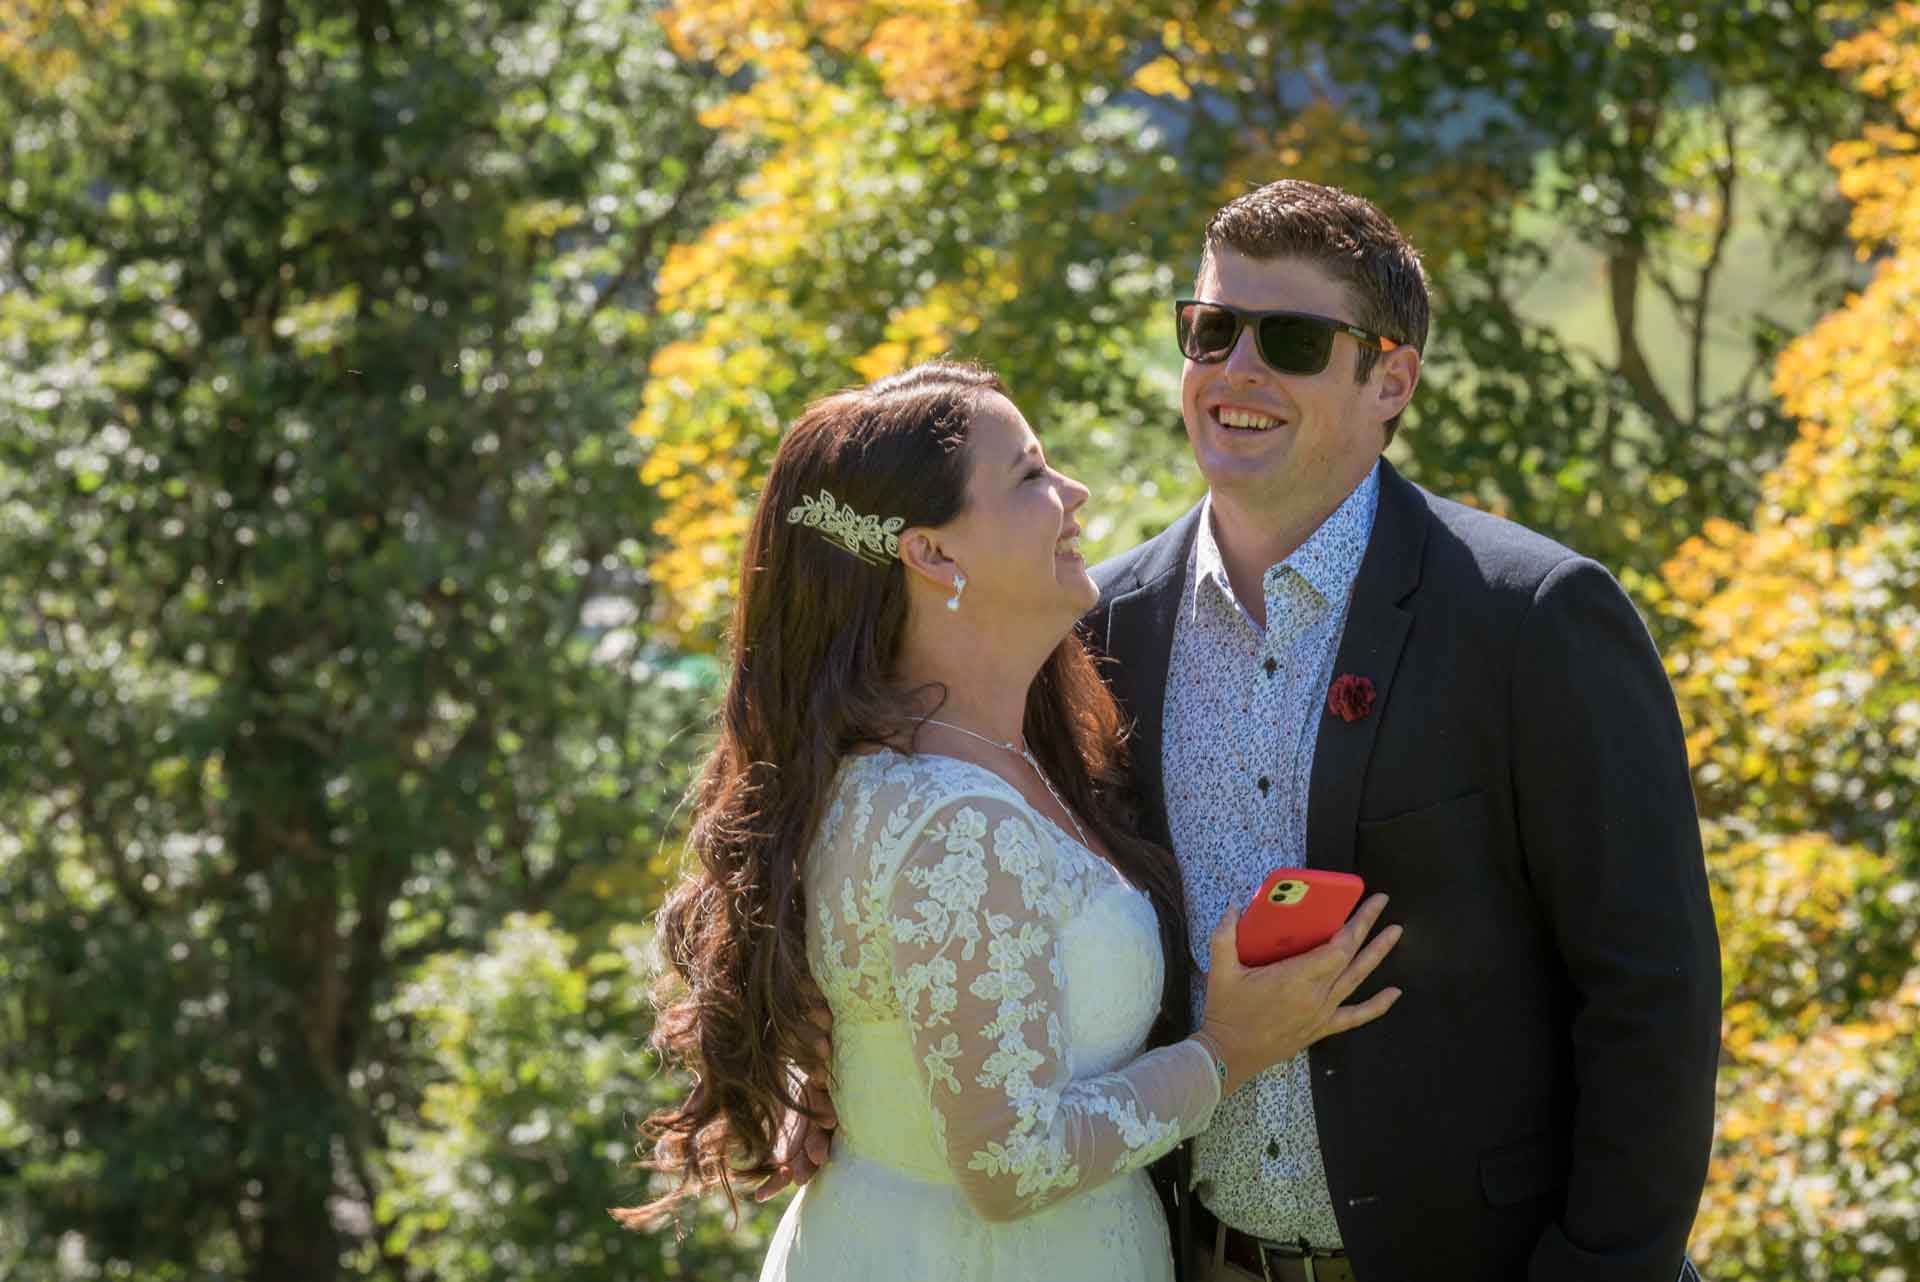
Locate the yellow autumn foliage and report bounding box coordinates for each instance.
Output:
[0,0,142,80]
[1130,54,1191,102]
[643,449,754,638]
[864,9,1015,108]
[1662,5,1920,1273]
[850,272,1001,382]
[634,2,1920,1269]
[638,0,1197,642]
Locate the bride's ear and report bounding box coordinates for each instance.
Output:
[898,527,960,594]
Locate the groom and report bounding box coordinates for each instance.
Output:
[1081,180,1720,1282]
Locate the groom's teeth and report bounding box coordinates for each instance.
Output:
[1219,408,1281,430]
[1057,535,1081,555]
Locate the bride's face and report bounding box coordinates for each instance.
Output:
[935,392,1097,623]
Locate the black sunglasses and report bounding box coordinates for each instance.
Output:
[1174,299,1401,375]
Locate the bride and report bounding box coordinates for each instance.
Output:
[616,360,1402,1279]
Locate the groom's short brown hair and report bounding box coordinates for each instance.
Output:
[1201,181,1429,434]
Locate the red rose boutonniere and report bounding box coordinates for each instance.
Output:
[1327,673,1376,723]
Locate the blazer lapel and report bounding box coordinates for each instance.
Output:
[1097,504,1202,846]
[1306,461,1428,874]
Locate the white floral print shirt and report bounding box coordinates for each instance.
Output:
[1163,462,1380,1247]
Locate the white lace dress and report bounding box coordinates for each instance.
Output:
[759,749,1222,1282]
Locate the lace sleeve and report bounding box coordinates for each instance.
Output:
[886,793,1220,1223]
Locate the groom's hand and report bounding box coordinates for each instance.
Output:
[755,1030,837,1202]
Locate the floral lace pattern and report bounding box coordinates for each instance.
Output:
[803,750,1220,1224]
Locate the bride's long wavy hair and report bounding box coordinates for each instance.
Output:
[614,360,1193,1229]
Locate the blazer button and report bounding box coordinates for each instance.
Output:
[1263,657,1278,675]
[1266,1140,1280,1160]
[1257,776,1271,794]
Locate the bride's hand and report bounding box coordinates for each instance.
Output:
[1194,893,1402,1097]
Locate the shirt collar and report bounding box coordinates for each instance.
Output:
[1190,460,1381,623]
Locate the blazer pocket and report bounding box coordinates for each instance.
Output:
[1478,1134,1569,1207]
[1356,789,1489,861]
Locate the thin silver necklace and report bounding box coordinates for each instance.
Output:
[920,717,1092,851]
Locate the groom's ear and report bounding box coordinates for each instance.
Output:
[1372,345,1420,424]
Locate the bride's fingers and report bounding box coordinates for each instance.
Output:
[755,1166,794,1202]
[1288,894,1390,983]
[1321,984,1403,1037]
[1208,902,1242,970]
[1328,923,1403,1005]
[1329,894,1390,960]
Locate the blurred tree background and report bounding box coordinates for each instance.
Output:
[0,1,1911,1280]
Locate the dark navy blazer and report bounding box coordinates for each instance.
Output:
[1082,458,1720,1282]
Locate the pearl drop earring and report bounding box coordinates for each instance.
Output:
[946,573,967,612]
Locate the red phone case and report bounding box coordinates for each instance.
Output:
[1236,868,1366,966]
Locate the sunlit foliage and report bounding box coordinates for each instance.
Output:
[371,914,769,1281]
[640,0,1865,644]
[0,3,1910,1280]
[0,1,743,1277]
[1663,5,1920,1275]
[638,0,1206,641]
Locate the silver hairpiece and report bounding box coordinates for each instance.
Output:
[785,488,904,566]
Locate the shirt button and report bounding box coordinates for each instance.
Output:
[1266,1140,1280,1159]
[1263,657,1278,675]
[1257,776,1271,794]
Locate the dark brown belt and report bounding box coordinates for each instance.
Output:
[1218,1223,1356,1282]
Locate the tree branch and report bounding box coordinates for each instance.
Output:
[1687,88,1740,423]
[588,131,728,320]
[1606,245,1684,430]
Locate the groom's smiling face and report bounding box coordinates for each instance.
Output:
[1179,248,1406,515]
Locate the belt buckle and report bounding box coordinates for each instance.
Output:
[1261,1238,1321,1282]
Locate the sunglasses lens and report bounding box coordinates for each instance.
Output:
[1256,315,1335,375]
[1179,303,1240,361]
